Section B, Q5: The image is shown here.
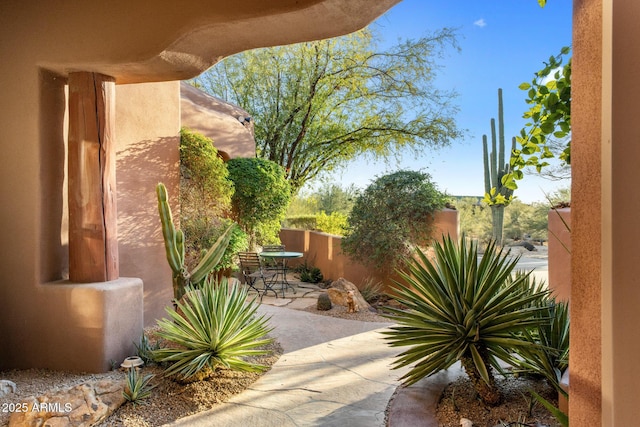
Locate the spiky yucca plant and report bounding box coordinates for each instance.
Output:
[151,278,273,382]
[123,368,156,406]
[382,235,548,405]
[511,298,570,394]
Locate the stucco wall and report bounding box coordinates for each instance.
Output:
[571,0,603,422]
[116,82,180,324]
[180,82,256,159]
[601,1,640,424]
[280,209,459,289]
[547,208,571,301]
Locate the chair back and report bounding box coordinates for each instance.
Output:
[261,245,286,268]
[238,252,262,274]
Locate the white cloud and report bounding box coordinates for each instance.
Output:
[474,18,487,28]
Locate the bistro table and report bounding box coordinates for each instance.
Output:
[258,251,303,297]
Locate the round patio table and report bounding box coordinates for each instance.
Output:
[259,251,303,296]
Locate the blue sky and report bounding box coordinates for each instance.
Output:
[322,0,573,203]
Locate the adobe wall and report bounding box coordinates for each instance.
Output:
[547,208,571,301]
[0,0,399,373]
[180,83,256,159]
[0,78,177,372]
[599,0,640,424]
[572,0,602,422]
[280,209,459,289]
[116,82,181,324]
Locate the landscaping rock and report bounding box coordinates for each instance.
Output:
[9,378,125,427]
[316,293,332,311]
[0,380,16,397]
[327,278,374,312]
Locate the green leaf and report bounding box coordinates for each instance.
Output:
[522,143,537,155]
[530,389,569,427]
[540,121,555,134]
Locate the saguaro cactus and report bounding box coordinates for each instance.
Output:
[156,183,233,301]
[482,88,516,246]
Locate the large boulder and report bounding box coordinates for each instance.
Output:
[9,378,125,427]
[327,278,375,313]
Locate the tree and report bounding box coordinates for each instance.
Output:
[506,47,571,190]
[286,184,356,216]
[226,157,291,248]
[192,27,462,192]
[179,127,233,222]
[456,197,492,243]
[313,183,357,215]
[342,170,447,273]
[179,128,241,273]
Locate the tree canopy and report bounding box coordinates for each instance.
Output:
[226,157,291,248]
[192,27,462,192]
[503,47,571,192]
[341,170,447,273]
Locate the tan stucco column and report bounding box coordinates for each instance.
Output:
[600,0,640,424]
[572,0,603,423]
[574,0,640,423]
[68,72,119,282]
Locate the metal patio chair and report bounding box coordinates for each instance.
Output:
[261,244,286,272]
[238,251,278,298]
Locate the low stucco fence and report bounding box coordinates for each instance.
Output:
[279,209,460,290]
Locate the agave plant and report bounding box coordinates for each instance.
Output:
[511,297,570,394]
[382,235,548,405]
[123,368,156,406]
[151,278,273,382]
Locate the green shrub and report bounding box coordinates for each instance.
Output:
[179,128,233,220]
[151,278,273,382]
[179,128,237,279]
[300,267,323,283]
[342,170,447,273]
[315,211,348,235]
[183,219,248,274]
[382,235,548,406]
[359,278,385,304]
[226,157,291,248]
[283,212,348,235]
[296,260,324,283]
[283,215,318,230]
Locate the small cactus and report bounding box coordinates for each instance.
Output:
[317,293,332,311]
[156,183,233,301]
